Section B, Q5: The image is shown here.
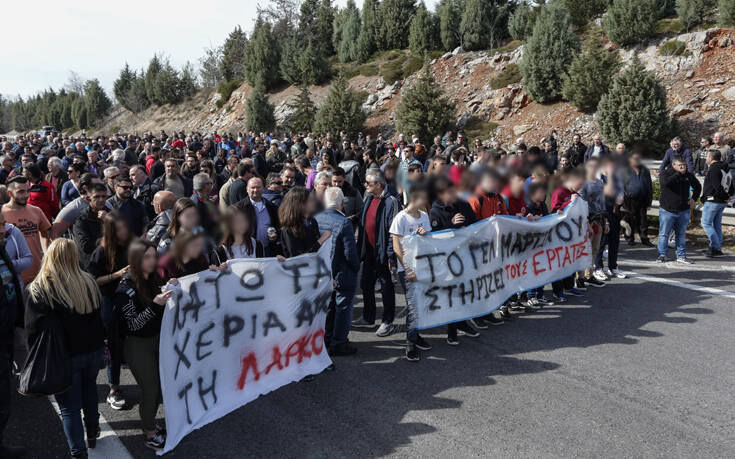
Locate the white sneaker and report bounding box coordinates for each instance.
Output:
[602,267,613,278]
[593,269,608,282]
[611,268,627,279]
[376,322,394,337]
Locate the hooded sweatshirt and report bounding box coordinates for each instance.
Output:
[3,223,32,287]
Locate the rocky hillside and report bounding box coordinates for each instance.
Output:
[96,27,735,150]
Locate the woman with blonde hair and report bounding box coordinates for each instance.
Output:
[25,238,105,459]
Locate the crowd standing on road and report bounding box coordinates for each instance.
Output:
[0,126,733,458]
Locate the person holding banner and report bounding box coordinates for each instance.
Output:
[210,205,264,263]
[25,239,105,459]
[390,184,433,361]
[157,197,202,255]
[113,239,173,451]
[158,228,222,282]
[428,176,481,345]
[550,168,587,300]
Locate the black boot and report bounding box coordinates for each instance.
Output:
[85,422,100,449]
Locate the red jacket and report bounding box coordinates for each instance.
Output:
[551,186,575,212]
[501,185,528,216]
[468,187,508,220]
[28,179,59,220]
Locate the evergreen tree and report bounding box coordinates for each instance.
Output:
[84,79,112,126]
[315,0,337,55]
[562,41,620,112]
[560,0,607,28]
[409,2,436,56]
[59,94,75,128]
[126,72,151,113]
[113,63,135,106]
[298,0,319,40]
[144,55,163,105]
[395,66,454,144]
[287,85,317,132]
[245,82,276,132]
[315,73,366,138]
[152,61,183,105]
[438,0,461,51]
[676,0,716,31]
[179,62,199,99]
[520,2,580,103]
[379,0,417,50]
[460,0,490,50]
[200,45,225,88]
[299,42,331,85]
[721,0,735,26]
[597,58,672,151]
[508,2,534,41]
[221,26,249,82]
[356,0,380,61]
[604,0,659,46]
[11,100,28,131]
[337,1,362,62]
[71,97,87,129]
[246,17,281,90]
[279,36,303,85]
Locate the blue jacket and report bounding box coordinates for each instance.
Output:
[358,189,401,265]
[315,209,360,292]
[61,180,80,206]
[584,144,610,162]
[659,147,694,174]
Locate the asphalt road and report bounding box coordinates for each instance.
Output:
[8,243,735,458]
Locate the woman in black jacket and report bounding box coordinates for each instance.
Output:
[210,205,264,264]
[25,239,105,458]
[277,187,330,258]
[113,239,173,451]
[86,210,131,411]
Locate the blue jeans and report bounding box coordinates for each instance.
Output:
[701,202,726,250]
[397,271,418,343]
[658,208,690,259]
[100,297,121,387]
[55,349,103,456]
[327,287,355,347]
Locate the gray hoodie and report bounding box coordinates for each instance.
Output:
[3,223,32,287]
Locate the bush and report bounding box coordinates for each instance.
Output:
[605,0,659,46]
[396,66,454,144]
[508,3,534,41]
[520,2,580,103]
[656,18,685,35]
[659,40,692,56]
[721,0,735,26]
[463,117,499,142]
[216,80,242,108]
[562,42,620,112]
[489,64,521,89]
[315,73,366,139]
[560,0,607,28]
[677,0,716,31]
[402,55,424,78]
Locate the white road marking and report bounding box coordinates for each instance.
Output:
[49,398,132,459]
[622,259,735,273]
[627,272,735,299]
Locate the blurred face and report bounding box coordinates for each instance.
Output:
[438,186,457,205]
[560,157,570,168]
[481,175,498,194]
[227,156,239,170]
[232,211,250,235]
[179,207,199,230]
[306,193,319,216]
[411,191,429,209]
[673,160,687,174]
[185,236,205,260]
[281,170,296,187]
[315,177,330,195]
[585,161,599,180]
[509,176,524,196]
[247,178,264,201]
[714,133,723,144]
[616,144,625,154]
[8,182,29,206]
[90,190,108,211]
[115,219,130,242]
[115,179,133,200]
[332,175,345,188]
[141,247,157,274]
[629,153,642,167]
[593,135,602,146]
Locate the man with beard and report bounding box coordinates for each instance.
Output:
[332,167,363,232]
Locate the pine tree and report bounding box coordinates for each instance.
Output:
[200,45,225,89]
[721,0,735,26]
[299,42,331,85]
[460,0,489,51]
[113,63,135,106]
[152,61,183,105]
[246,17,281,90]
[409,3,436,56]
[71,97,87,129]
[560,0,607,28]
[597,57,672,151]
[315,0,336,55]
[337,1,362,62]
[144,55,163,105]
[179,62,199,99]
[84,79,112,126]
[438,0,461,51]
[396,66,454,144]
[279,36,303,85]
[604,0,659,46]
[677,0,716,31]
[11,100,27,131]
[356,0,380,61]
[379,0,417,50]
[520,2,580,103]
[245,82,276,132]
[221,26,249,82]
[126,72,150,113]
[508,2,535,41]
[315,73,366,138]
[562,41,621,112]
[287,85,317,132]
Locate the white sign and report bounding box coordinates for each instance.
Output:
[402,199,592,329]
[158,244,333,454]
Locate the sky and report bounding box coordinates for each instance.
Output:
[2,0,439,100]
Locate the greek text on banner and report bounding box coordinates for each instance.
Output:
[157,243,333,454]
[401,199,591,329]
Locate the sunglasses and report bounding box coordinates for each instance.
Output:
[117,185,133,190]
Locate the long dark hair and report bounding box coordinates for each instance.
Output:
[278,186,310,237]
[128,239,163,306]
[102,210,132,272]
[220,205,254,257]
[167,197,197,237]
[172,229,208,274]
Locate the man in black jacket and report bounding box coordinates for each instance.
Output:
[152,158,192,199]
[565,134,586,167]
[130,164,159,220]
[107,176,149,236]
[700,150,730,257]
[623,152,654,246]
[72,183,108,269]
[657,156,701,263]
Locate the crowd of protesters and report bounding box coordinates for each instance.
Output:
[0,126,732,458]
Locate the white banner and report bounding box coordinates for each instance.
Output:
[158,244,333,454]
[402,199,592,329]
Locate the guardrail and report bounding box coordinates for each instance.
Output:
[647,200,735,226]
